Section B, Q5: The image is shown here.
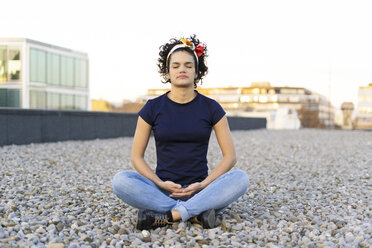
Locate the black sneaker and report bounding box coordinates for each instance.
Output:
[190,209,216,229]
[136,210,172,230]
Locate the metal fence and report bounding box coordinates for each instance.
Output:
[0,109,266,146]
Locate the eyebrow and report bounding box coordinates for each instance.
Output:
[171,62,194,65]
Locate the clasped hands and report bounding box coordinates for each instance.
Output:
[160,181,203,198]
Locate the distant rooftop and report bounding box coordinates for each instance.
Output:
[0,37,88,57]
[359,83,372,89]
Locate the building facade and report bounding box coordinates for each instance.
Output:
[355,83,372,130]
[0,38,89,110]
[141,82,334,128]
[91,99,113,112]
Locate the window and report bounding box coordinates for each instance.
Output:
[241,88,260,94]
[75,95,87,110]
[61,94,74,109]
[47,53,60,85]
[0,89,6,105]
[30,48,46,83]
[9,49,21,81]
[0,47,22,83]
[8,89,20,107]
[75,59,88,88]
[278,96,288,102]
[297,89,305,95]
[359,106,372,114]
[30,49,37,82]
[0,89,20,107]
[259,96,268,103]
[280,88,298,94]
[289,96,300,102]
[47,92,60,110]
[61,56,74,87]
[240,96,251,103]
[0,47,8,82]
[30,90,46,109]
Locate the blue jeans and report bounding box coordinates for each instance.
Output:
[112,170,249,222]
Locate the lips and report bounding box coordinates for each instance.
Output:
[177,75,188,79]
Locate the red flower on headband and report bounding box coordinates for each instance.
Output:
[195,44,205,57]
[180,39,204,57]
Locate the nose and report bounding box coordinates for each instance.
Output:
[179,65,187,72]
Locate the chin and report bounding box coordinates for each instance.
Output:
[172,82,194,88]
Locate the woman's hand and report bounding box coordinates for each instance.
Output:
[160,181,183,194]
[169,182,203,198]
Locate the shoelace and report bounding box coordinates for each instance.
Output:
[153,215,169,226]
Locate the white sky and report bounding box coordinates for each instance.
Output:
[2,0,372,108]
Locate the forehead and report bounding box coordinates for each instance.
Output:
[169,50,195,63]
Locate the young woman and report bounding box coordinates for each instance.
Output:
[112,35,249,230]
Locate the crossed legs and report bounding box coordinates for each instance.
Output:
[112,169,249,223]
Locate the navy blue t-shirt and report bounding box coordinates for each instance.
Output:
[138,90,226,185]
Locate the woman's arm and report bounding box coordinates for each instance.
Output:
[200,115,236,188]
[131,116,184,193]
[171,115,236,197]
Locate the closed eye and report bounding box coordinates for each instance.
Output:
[171,62,194,68]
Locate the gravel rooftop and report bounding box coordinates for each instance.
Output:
[0,129,371,248]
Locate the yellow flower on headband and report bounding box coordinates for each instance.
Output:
[166,38,204,63]
[180,39,195,50]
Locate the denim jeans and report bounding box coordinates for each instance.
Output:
[112,169,249,222]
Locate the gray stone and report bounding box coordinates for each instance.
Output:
[0,130,371,247]
[46,243,64,248]
[345,232,354,243]
[56,222,64,232]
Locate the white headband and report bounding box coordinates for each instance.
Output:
[166,43,199,65]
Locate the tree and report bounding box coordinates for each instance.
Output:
[297,106,325,128]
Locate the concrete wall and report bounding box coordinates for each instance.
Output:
[0,109,266,146]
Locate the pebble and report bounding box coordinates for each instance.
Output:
[0,129,371,247]
[141,230,151,242]
[208,230,216,240]
[36,226,46,234]
[132,237,143,246]
[345,232,354,243]
[56,222,64,232]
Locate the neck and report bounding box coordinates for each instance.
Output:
[168,86,196,104]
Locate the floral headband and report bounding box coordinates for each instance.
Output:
[166,38,205,65]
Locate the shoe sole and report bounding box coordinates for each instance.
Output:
[202,209,216,229]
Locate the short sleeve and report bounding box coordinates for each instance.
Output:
[138,100,154,126]
[210,100,226,126]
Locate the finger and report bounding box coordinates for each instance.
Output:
[175,190,193,196]
[171,188,184,193]
[183,185,196,192]
[170,194,188,198]
[170,182,182,189]
[183,187,192,193]
[170,192,192,197]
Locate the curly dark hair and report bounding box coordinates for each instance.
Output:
[157,34,208,88]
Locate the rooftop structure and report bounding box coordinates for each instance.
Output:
[0,38,89,110]
[341,102,354,130]
[355,83,372,130]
